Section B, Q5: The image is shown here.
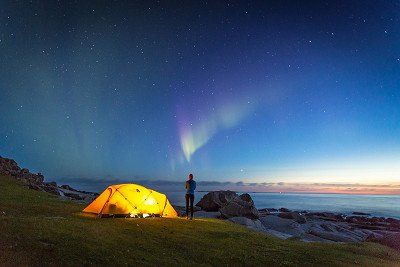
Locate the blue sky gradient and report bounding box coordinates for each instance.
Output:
[0,1,399,188]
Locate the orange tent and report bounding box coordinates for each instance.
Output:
[83,184,178,218]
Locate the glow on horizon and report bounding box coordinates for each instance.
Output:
[231,155,399,183]
[204,157,400,194]
[214,183,400,195]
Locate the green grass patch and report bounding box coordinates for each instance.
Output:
[0,175,399,266]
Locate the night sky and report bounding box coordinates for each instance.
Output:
[1,1,399,189]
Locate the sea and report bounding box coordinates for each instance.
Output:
[165,191,400,219]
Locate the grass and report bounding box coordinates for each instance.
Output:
[0,175,399,266]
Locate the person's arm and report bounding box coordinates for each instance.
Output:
[193,181,196,191]
[185,181,188,189]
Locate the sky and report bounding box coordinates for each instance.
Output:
[0,1,399,194]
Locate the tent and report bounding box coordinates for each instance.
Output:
[83,184,178,218]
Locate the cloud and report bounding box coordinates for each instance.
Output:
[56,176,400,195]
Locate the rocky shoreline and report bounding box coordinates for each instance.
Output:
[176,191,400,251]
[1,156,399,251]
[0,156,98,203]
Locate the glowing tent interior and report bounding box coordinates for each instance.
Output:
[83,184,178,218]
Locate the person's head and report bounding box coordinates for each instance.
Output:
[188,173,193,180]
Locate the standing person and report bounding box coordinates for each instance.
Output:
[185,173,196,220]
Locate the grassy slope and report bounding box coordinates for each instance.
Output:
[0,175,399,266]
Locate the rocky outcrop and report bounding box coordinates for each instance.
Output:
[0,156,59,195]
[188,202,399,247]
[196,191,238,211]
[58,184,99,203]
[256,208,400,247]
[305,212,345,222]
[220,193,259,219]
[260,215,307,238]
[278,211,307,224]
[308,227,363,242]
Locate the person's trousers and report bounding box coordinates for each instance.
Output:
[185,194,194,218]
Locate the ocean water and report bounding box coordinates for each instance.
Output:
[166,191,400,219]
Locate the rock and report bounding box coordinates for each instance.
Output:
[320,223,336,232]
[11,165,20,171]
[34,173,45,183]
[40,182,60,195]
[64,192,84,201]
[28,183,42,191]
[306,212,345,222]
[352,211,371,216]
[195,191,238,211]
[0,156,60,195]
[219,193,259,219]
[308,227,362,242]
[279,208,291,212]
[278,212,307,224]
[60,184,77,191]
[264,208,278,212]
[264,229,294,240]
[346,216,359,223]
[20,168,29,174]
[228,217,265,232]
[258,209,270,217]
[259,215,308,239]
[45,181,57,187]
[386,217,400,225]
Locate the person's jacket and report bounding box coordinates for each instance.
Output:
[185,180,196,195]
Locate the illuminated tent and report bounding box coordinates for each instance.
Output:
[83,184,178,218]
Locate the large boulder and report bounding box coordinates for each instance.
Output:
[196,191,238,211]
[219,193,259,219]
